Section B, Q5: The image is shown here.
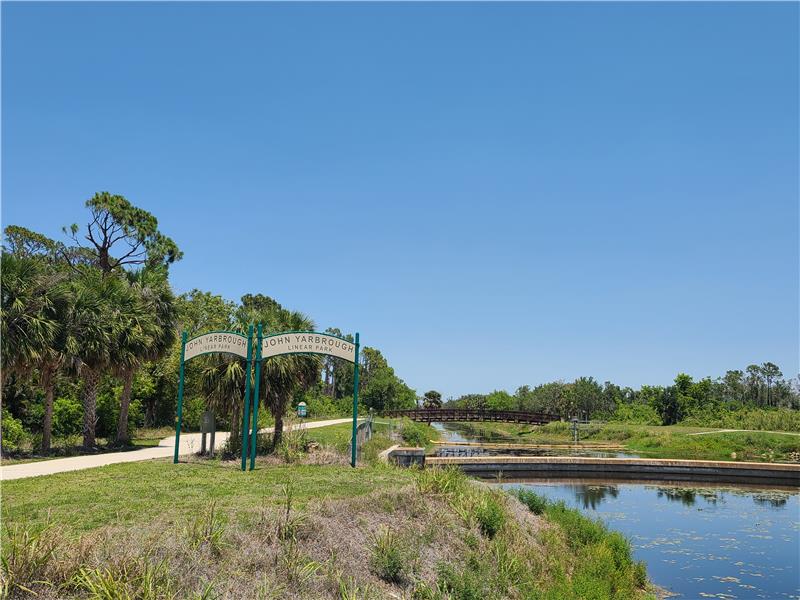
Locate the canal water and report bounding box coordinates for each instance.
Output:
[432,422,800,599]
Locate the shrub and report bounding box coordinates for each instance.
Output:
[436,562,488,600]
[52,396,83,437]
[1,411,29,452]
[400,419,431,447]
[610,402,661,425]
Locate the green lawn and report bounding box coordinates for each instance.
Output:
[452,421,800,463]
[2,459,411,534]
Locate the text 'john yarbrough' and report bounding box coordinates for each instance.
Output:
[262,333,355,362]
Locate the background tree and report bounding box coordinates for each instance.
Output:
[761,362,782,407]
[746,365,764,405]
[423,390,442,409]
[64,192,182,274]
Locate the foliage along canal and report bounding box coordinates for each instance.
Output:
[432,422,800,599]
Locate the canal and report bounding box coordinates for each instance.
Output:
[431,422,800,599]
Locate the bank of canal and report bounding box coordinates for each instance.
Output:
[431,422,800,599]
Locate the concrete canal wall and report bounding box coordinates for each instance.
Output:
[422,455,800,485]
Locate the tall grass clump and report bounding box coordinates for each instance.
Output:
[473,492,506,538]
[369,528,412,584]
[0,519,61,598]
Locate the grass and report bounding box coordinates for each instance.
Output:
[453,420,800,463]
[2,460,412,534]
[1,462,653,599]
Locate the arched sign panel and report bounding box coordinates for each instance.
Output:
[185,331,249,361]
[261,332,356,363]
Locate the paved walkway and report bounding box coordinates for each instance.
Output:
[687,428,800,436]
[1,418,354,481]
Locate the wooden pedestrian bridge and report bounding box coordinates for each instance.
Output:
[381,408,562,425]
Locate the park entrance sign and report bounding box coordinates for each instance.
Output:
[174,327,361,471]
[262,332,356,362]
[185,332,249,360]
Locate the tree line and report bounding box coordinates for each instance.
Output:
[1,193,416,455]
[443,363,800,427]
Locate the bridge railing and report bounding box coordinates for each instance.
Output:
[381,408,562,425]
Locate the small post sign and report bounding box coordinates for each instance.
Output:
[296,402,307,418]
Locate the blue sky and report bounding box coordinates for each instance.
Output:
[3,2,798,398]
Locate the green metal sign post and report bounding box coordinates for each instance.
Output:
[350,332,360,468]
[173,331,188,464]
[249,324,263,471]
[240,324,254,472]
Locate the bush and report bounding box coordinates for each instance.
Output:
[436,562,488,600]
[681,407,800,432]
[182,395,206,431]
[400,419,431,447]
[415,466,468,497]
[52,396,82,437]
[1,411,29,452]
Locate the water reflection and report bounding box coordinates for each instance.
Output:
[497,480,800,599]
[574,485,619,509]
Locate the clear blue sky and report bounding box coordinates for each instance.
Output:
[3,2,798,399]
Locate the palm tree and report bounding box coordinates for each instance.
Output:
[64,270,134,449]
[113,270,176,445]
[1,253,68,453]
[1,253,60,384]
[201,354,248,456]
[256,310,320,451]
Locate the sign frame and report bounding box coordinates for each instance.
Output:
[175,326,362,471]
[247,329,361,469]
[173,328,254,468]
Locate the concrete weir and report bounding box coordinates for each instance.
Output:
[425,455,800,486]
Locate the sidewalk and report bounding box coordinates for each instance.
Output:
[1,418,354,481]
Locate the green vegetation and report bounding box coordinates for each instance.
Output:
[398,418,438,449]
[512,487,649,598]
[454,420,800,463]
[447,367,800,429]
[1,461,652,599]
[369,528,411,584]
[1,194,417,462]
